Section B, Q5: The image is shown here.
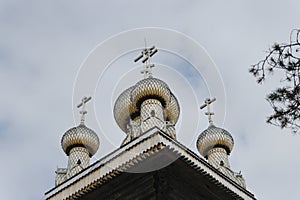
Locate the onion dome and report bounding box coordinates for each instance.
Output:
[113,86,137,132]
[131,77,171,109]
[61,124,99,157]
[114,77,180,133]
[197,124,234,158]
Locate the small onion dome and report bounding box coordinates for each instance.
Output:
[131,77,171,109]
[61,124,99,157]
[197,124,234,158]
[113,86,137,132]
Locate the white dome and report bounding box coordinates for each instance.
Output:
[197,124,234,157]
[113,77,180,133]
[61,124,99,157]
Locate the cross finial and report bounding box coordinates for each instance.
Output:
[200,98,216,125]
[134,44,158,79]
[77,96,92,125]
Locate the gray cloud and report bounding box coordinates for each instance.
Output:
[0,0,299,199]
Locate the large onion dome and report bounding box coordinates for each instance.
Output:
[61,124,100,157]
[114,77,180,133]
[197,124,234,158]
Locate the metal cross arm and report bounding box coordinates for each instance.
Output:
[134,45,158,79]
[200,98,216,124]
[134,46,158,63]
[77,96,92,125]
[77,96,92,108]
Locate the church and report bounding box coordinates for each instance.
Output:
[44,46,256,200]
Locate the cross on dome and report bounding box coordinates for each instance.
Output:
[77,96,92,125]
[200,98,216,125]
[134,45,158,78]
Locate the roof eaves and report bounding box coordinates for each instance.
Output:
[45,127,255,200]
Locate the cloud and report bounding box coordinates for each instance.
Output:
[1,0,300,199]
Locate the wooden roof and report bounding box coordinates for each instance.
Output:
[45,127,255,200]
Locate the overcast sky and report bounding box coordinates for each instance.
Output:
[1,1,300,200]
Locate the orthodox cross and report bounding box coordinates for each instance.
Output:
[77,96,92,125]
[134,45,158,78]
[200,98,216,125]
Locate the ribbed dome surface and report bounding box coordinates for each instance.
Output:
[113,86,137,132]
[131,77,171,108]
[165,93,180,124]
[61,124,99,157]
[114,77,180,133]
[197,124,234,157]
